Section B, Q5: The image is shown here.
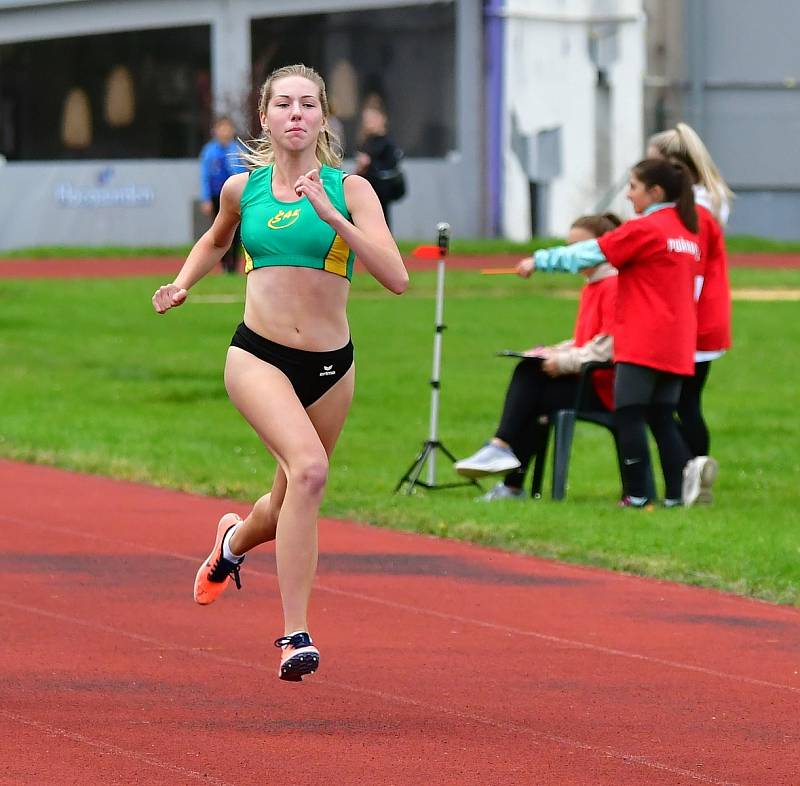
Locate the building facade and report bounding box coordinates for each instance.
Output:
[0,0,796,249]
[497,0,645,239]
[642,0,800,240]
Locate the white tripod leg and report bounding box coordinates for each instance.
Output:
[426,257,446,486]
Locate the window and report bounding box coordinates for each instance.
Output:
[250,4,456,158]
[0,26,210,160]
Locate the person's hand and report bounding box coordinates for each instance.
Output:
[516,256,535,278]
[294,168,337,223]
[200,200,213,217]
[152,284,188,314]
[542,356,560,377]
[523,345,550,359]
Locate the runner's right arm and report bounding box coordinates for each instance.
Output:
[152,174,246,314]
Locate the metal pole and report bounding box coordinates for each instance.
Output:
[426,223,450,486]
[686,0,705,134]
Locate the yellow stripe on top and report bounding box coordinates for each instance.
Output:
[323,233,351,278]
[243,246,254,274]
[239,164,356,280]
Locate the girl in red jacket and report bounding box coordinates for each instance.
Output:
[648,123,733,503]
[517,160,700,507]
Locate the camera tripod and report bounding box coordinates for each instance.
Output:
[395,223,482,495]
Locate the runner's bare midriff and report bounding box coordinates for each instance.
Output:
[243,265,351,351]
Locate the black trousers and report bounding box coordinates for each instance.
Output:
[615,363,690,500]
[676,360,712,457]
[211,195,241,273]
[494,359,601,489]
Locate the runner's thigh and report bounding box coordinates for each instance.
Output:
[224,347,326,469]
[306,364,356,456]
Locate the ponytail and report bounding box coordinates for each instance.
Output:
[633,159,698,233]
[673,162,698,233]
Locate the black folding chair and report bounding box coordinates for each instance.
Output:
[530,362,656,501]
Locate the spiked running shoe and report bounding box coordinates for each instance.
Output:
[274,632,320,682]
[193,513,244,605]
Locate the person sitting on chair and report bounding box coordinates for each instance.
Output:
[454,214,620,501]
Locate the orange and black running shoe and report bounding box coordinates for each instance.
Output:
[274,632,320,682]
[193,513,244,605]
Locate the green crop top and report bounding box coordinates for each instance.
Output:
[239,164,356,280]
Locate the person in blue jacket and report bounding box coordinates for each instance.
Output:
[200,116,247,273]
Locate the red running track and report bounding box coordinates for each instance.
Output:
[1,460,799,785]
[0,251,798,279]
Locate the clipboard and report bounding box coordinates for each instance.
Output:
[495,349,547,359]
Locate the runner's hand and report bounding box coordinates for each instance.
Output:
[516,256,535,278]
[152,284,188,314]
[294,169,337,224]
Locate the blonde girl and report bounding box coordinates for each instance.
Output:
[152,64,408,681]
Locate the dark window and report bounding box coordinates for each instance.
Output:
[250,4,455,158]
[0,26,210,160]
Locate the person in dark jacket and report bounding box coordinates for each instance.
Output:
[355,104,404,229]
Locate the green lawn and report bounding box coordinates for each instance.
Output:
[1,267,798,605]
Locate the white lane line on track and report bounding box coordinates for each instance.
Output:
[0,599,744,786]
[4,514,800,696]
[0,708,236,786]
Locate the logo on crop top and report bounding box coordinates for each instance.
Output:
[268,208,301,229]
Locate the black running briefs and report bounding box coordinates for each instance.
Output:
[230,322,354,408]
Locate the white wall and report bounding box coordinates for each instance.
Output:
[502,0,644,238]
[0,160,199,249]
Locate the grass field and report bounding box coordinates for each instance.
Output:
[1,266,798,605]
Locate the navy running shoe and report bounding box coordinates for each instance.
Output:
[274,632,320,682]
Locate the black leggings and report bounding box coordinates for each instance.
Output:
[615,364,690,500]
[618,404,690,500]
[495,359,597,489]
[676,361,711,457]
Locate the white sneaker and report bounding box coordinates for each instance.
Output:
[454,443,521,478]
[697,456,718,504]
[478,482,524,502]
[682,456,718,507]
[682,457,702,507]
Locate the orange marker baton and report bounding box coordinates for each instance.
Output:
[480,267,518,275]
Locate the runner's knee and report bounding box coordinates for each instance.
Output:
[289,456,329,497]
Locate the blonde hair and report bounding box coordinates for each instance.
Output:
[240,64,343,170]
[648,122,734,221]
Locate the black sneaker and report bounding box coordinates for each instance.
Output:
[618,495,655,510]
[274,632,320,682]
